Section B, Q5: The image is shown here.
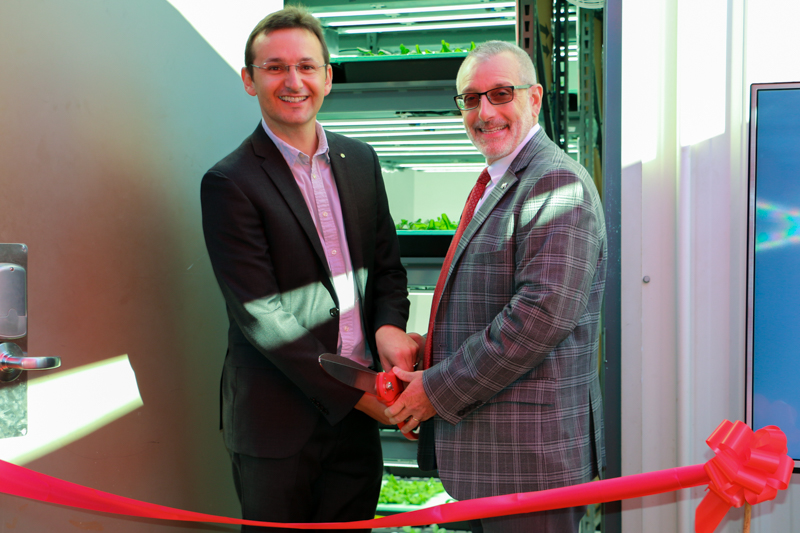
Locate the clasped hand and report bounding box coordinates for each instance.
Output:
[372,326,436,434]
[384,366,436,435]
[374,325,421,372]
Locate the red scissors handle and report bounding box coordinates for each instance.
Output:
[376,370,419,441]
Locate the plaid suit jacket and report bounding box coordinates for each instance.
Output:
[419,130,607,500]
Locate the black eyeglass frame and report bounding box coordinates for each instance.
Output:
[454,85,534,111]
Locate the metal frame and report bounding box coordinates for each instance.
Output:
[578,8,596,177]
[552,0,570,149]
[601,0,622,531]
[517,0,557,141]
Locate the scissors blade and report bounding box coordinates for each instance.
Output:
[318,353,378,395]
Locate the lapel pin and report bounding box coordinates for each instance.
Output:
[501,182,508,189]
[340,153,346,158]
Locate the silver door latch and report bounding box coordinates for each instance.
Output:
[0,342,61,382]
[0,244,62,383]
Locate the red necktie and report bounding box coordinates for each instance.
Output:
[423,168,491,369]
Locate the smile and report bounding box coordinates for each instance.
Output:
[479,125,507,134]
[279,95,308,103]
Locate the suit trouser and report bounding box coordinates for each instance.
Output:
[229,409,383,533]
[470,505,586,533]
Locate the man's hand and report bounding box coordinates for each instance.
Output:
[354,393,392,425]
[384,367,436,436]
[407,332,426,356]
[375,325,419,372]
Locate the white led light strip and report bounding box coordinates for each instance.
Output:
[343,20,515,34]
[327,12,514,27]
[374,151,480,156]
[314,2,515,18]
[332,130,468,138]
[367,140,473,145]
[326,125,465,133]
[320,118,463,127]
[373,146,478,151]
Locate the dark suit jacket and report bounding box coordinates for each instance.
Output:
[419,131,606,500]
[201,123,409,458]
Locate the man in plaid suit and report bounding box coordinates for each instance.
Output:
[386,41,607,532]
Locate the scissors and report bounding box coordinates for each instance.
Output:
[319,353,419,440]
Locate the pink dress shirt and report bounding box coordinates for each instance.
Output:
[262,120,369,368]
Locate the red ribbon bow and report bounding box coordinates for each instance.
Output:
[695,420,793,532]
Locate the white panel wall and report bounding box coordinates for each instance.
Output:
[620,0,799,531]
[384,169,474,225]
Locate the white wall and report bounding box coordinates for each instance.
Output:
[620,0,800,531]
[0,0,276,530]
[384,169,475,225]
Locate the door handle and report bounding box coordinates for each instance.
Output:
[0,342,61,382]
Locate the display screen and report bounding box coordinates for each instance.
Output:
[748,83,800,464]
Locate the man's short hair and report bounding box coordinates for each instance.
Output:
[458,40,538,88]
[244,5,330,79]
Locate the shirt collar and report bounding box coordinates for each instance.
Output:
[486,123,540,184]
[261,118,331,165]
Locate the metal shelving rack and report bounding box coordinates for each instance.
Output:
[307,0,602,174]
[295,2,606,531]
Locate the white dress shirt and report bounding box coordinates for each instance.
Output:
[477,123,541,210]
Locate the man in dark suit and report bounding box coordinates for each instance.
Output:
[201,7,418,532]
[386,41,607,532]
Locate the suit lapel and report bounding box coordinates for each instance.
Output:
[445,131,548,281]
[328,134,365,284]
[249,124,330,278]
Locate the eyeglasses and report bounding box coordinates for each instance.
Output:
[251,62,328,77]
[454,85,533,111]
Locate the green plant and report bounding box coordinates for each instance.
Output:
[399,525,449,532]
[378,474,445,505]
[356,46,393,55]
[357,41,476,56]
[396,213,456,231]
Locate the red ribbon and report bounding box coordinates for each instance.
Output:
[695,420,793,533]
[0,420,790,531]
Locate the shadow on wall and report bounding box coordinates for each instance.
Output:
[0,0,264,530]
